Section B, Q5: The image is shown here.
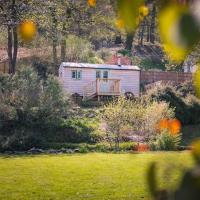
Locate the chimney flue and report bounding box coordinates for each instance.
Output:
[117,54,121,66]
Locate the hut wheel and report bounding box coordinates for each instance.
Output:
[125,92,135,100]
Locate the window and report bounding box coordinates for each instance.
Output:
[77,71,81,79]
[71,70,82,80]
[103,71,108,79]
[96,71,101,78]
[96,70,109,79]
[72,70,76,79]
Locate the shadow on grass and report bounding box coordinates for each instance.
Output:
[0,150,188,160]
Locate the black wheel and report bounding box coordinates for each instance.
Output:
[125,92,135,100]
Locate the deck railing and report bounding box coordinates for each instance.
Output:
[97,78,120,95]
[83,78,121,99]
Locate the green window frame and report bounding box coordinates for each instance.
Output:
[72,70,82,80]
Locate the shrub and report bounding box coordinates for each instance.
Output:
[0,67,71,150]
[149,130,182,151]
[144,82,200,125]
[0,72,10,92]
[117,49,132,57]
[81,99,103,108]
[99,96,174,150]
[99,96,131,150]
[134,143,150,152]
[96,48,112,62]
[38,75,70,124]
[143,101,175,137]
[140,58,166,71]
[65,35,95,62]
[185,95,200,124]
[30,57,51,79]
[43,142,81,150]
[87,56,104,64]
[55,118,101,144]
[6,67,69,123]
[42,142,136,152]
[78,144,90,153]
[119,141,136,151]
[0,128,46,151]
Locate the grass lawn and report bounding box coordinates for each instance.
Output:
[0,152,194,200]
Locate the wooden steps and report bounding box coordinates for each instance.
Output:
[83,78,121,101]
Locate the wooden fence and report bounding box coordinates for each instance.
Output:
[140,71,193,84]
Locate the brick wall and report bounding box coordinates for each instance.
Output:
[141,71,193,84]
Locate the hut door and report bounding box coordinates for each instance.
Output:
[96,70,109,93]
[101,79,109,93]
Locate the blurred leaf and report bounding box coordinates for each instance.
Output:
[157,119,169,133]
[115,18,125,30]
[147,162,157,198]
[158,4,188,62]
[193,65,200,98]
[158,4,200,62]
[139,5,149,17]
[168,119,181,135]
[191,139,200,164]
[179,14,200,47]
[117,0,144,33]
[175,166,200,200]
[18,20,37,42]
[87,0,96,7]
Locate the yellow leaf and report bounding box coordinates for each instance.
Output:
[193,65,200,98]
[88,0,96,7]
[163,44,187,63]
[115,18,125,29]
[18,20,37,42]
[139,5,149,17]
[117,0,144,33]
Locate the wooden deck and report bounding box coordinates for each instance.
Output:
[83,78,121,100]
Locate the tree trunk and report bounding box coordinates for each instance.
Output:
[115,136,120,151]
[12,26,18,73]
[61,22,67,62]
[8,26,13,74]
[61,39,66,62]
[150,4,156,44]
[7,26,18,75]
[52,40,57,65]
[115,35,122,45]
[146,23,150,42]
[138,21,145,46]
[50,5,58,69]
[7,0,18,74]
[125,32,134,51]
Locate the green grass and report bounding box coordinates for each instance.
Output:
[0,152,194,200]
